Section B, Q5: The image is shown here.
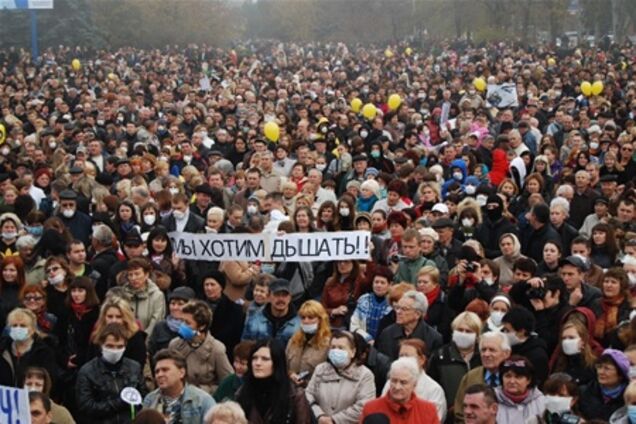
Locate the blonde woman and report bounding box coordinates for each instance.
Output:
[204,400,247,424]
[286,300,331,386]
[90,297,147,367]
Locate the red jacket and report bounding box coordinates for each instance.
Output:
[488,148,509,186]
[360,394,440,424]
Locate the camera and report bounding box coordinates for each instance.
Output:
[390,255,400,264]
[526,286,547,300]
[465,262,477,273]
[548,413,580,424]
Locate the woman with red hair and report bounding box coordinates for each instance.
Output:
[1,255,26,312]
[19,285,57,335]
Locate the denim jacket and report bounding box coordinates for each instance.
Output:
[241,304,300,345]
[143,383,215,424]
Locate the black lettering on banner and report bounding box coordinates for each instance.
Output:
[316,239,331,257]
[249,239,265,258]
[333,237,346,255]
[177,239,194,256]
[236,238,247,257]
[285,239,297,258]
[344,237,356,255]
[271,239,285,260]
[223,239,235,257]
[210,240,225,257]
[198,239,212,256]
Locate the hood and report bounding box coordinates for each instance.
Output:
[510,157,527,188]
[561,306,604,356]
[496,386,544,407]
[464,176,481,187]
[450,159,467,183]
[515,334,547,356]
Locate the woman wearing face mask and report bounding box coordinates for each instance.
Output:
[549,320,597,386]
[495,355,546,422]
[595,268,632,344]
[337,197,356,231]
[0,308,58,388]
[428,311,482,409]
[43,256,73,321]
[21,367,74,424]
[305,330,376,424]
[237,339,312,423]
[0,212,22,257]
[286,301,331,387]
[89,298,147,368]
[456,199,481,241]
[485,294,511,332]
[139,203,160,234]
[145,226,186,288]
[526,373,582,424]
[169,300,233,394]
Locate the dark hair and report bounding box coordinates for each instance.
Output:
[146,226,173,256]
[502,306,536,335]
[513,257,537,275]
[234,340,256,361]
[543,372,579,398]
[181,300,213,331]
[480,258,500,279]
[132,409,167,424]
[96,322,128,345]
[66,239,85,254]
[543,274,568,304]
[126,257,152,273]
[28,391,51,412]
[237,339,292,423]
[21,366,53,395]
[571,236,591,250]
[464,384,497,405]
[500,354,536,387]
[66,276,100,308]
[153,349,188,375]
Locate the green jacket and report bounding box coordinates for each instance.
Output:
[394,256,436,284]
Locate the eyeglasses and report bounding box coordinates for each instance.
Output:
[621,146,634,151]
[24,296,44,302]
[394,305,415,312]
[46,266,61,274]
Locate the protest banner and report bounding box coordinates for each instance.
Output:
[0,385,30,424]
[486,83,519,109]
[169,231,371,262]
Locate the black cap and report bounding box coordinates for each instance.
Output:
[394,156,408,164]
[69,166,83,175]
[599,174,618,183]
[95,172,114,187]
[352,154,368,163]
[59,189,78,200]
[431,218,454,229]
[594,196,609,206]
[168,287,195,302]
[123,230,143,246]
[559,255,587,271]
[208,150,223,157]
[0,174,10,183]
[270,278,292,294]
[116,158,130,166]
[195,184,214,196]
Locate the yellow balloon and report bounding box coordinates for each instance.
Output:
[473,77,487,92]
[263,121,280,142]
[362,103,377,120]
[405,47,413,56]
[547,57,556,66]
[580,81,592,97]
[591,80,604,96]
[0,123,5,145]
[108,72,117,81]
[350,98,362,113]
[388,94,402,111]
[384,49,394,58]
[71,59,81,71]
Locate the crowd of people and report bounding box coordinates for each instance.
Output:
[0,37,636,424]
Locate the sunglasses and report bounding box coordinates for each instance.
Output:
[503,360,527,368]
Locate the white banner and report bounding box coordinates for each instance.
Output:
[0,386,31,424]
[486,83,519,109]
[0,0,53,9]
[169,231,371,262]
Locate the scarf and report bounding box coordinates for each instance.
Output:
[356,195,378,212]
[504,389,530,404]
[36,311,53,333]
[424,286,441,309]
[367,294,389,339]
[601,383,627,401]
[71,302,92,320]
[595,295,624,339]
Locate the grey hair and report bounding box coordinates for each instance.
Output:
[479,331,511,352]
[389,357,420,383]
[550,196,570,215]
[203,401,247,424]
[16,235,38,250]
[92,224,114,246]
[402,290,428,315]
[555,184,574,198]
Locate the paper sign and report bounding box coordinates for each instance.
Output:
[486,83,519,109]
[0,385,30,424]
[120,387,142,405]
[169,231,371,262]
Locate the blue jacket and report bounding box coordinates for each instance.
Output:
[241,304,300,345]
[143,383,215,424]
[442,159,468,198]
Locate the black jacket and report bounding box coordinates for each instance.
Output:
[59,210,93,246]
[428,342,481,406]
[209,295,245,362]
[147,319,178,360]
[76,356,145,424]
[90,248,121,300]
[375,319,443,360]
[57,307,100,369]
[511,335,549,387]
[161,212,205,233]
[552,222,579,254]
[521,223,561,263]
[579,378,625,421]
[475,217,518,259]
[448,280,499,314]
[425,292,456,344]
[0,335,59,388]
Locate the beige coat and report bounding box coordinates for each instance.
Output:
[305,362,376,424]
[286,337,329,375]
[169,333,233,394]
[453,366,486,423]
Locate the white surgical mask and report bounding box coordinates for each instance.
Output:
[300,323,318,334]
[489,310,505,327]
[544,396,572,414]
[48,141,57,149]
[316,164,326,172]
[590,142,599,150]
[483,277,495,286]
[247,205,258,215]
[505,331,523,346]
[465,185,476,195]
[48,272,66,285]
[143,214,156,226]
[183,155,193,162]
[169,188,179,195]
[561,337,581,355]
[452,331,476,349]
[101,347,125,364]
[205,226,217,233]
[1,232,17,240]
[360,130,368,138]
[461,218,474,228]
[62,209,75,218]
[629,365,636,379]
[453,172,463,181]
[339,208,350,217]
[628,273,636,287]
[173,210,186,221]
[476,194,487,207]
[0,147,9,156]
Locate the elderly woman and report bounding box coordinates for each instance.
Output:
[428,311,482,409]
[419,228,449,285]
[169,300,233,394]
[381,339,446,422]
[495,355,546,422]
[549,197,579,255]
[579,349,630,421]
[360,356,440,423]
[493,233,524,289]
[0,308,58,387]
[305,330,376,424]
[118,257,166,335]
[609,380,636,423]
[286,300,331,386]
[0,212,23,256]
[206,206,225,233]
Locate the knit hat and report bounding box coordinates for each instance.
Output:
[419,227,439,242]
[600,349,630,381]
[360,179,380,198]
[202,269,226,289]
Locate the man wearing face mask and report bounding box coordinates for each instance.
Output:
[162,193,205,233]
[75,323,146,423]
[56,190,92,246]
[474,194,518,259]
[501,307,549,387]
